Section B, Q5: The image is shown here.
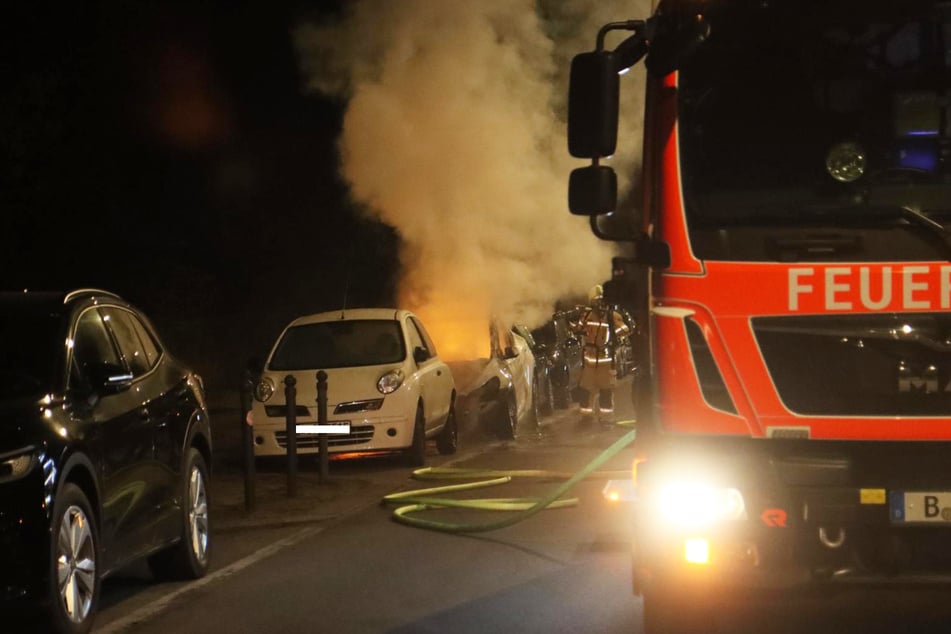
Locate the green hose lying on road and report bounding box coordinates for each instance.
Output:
[382,422,637,533]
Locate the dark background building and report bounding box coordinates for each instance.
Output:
[2,1,396,395]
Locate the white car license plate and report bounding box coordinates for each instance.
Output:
[890,491,951,523]
[296,423,351,435]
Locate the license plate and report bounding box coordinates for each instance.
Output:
[296,423,351,435]
[890,491,951,523]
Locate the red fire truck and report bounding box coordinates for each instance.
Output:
[568,0,951,631]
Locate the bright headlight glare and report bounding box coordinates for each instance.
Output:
[254,378,275,403]
[657,484,747,527]
[377,369,404,394]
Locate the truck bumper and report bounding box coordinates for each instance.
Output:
[632,436,951,593]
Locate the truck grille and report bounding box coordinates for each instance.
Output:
[276,425,374,448]
[752,313,951,416]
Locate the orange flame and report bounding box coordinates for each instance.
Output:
[401,290,491,362]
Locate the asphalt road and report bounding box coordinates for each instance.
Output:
[85,382,640,634]
[40,379,951,634]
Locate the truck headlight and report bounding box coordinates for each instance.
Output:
[656,483,747,527]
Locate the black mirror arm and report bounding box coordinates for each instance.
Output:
[596,20,645,53]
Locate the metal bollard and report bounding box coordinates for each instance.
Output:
[284,375,298,497]
[316,370,329,482]
[239,370,256,513]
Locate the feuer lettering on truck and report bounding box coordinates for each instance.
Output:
[788,265,951,312]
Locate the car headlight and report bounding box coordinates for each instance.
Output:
[656,483,747,527]
[377,369,404,394]
[0,448,37,482]
[255,377,275,403]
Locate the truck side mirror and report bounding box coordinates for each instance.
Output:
[568,51,620,159]
[569,165,617,215]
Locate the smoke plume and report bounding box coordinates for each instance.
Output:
[295,0,648,360]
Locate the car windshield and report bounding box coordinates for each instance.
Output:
[0,299,62,399]
[678,0,951,230]
[269,319,405,370]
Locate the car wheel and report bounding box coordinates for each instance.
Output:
[497,392,518,440]
[49,483,99,634]
[553,381,571,410]
[436,399,458,455]
[404,406,427,467]
[538,372,554,417]
[149,448,211,581]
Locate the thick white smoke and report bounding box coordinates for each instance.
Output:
[295,0,648,360]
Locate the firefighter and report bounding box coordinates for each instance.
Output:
[575,284,630,422]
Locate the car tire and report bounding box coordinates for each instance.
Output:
[497,392,518,440]
[148,448,211,581]
[436,399,458,455]
[48,483,100,634]
[404,406,427,467]
[538,372,554,417]
[553,381,571,410]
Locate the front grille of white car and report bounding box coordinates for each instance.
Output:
[275,425,374,448]
[334,399,384,414]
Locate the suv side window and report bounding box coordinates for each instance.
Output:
[71,308,122,388]
[101,307,151,378]
[129,314,161,368]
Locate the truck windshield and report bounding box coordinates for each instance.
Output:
[678,0,951,257]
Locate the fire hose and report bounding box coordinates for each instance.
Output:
[381,421,637,533]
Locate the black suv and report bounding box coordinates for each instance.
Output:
[0,289,212,633]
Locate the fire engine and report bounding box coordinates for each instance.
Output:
[568,0,951,630]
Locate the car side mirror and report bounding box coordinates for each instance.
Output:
[413,346,431,364]
[503,346,518,360]
[84,361,133,395]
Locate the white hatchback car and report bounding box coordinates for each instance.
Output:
[251,308,457,465]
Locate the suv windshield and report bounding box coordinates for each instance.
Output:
[678,0,951,257]
[0,301,62,399]
[269,320,405,371]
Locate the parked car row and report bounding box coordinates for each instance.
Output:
[2,289,565,631]
[0,289,212,633]
[2,291,469,631]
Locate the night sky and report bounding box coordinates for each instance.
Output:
[2,1,399,393]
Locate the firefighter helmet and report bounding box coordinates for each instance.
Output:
[588,284,604,303]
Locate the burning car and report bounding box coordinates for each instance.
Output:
[453,320,537,440]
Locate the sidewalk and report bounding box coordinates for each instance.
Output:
[206,399,408,532]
